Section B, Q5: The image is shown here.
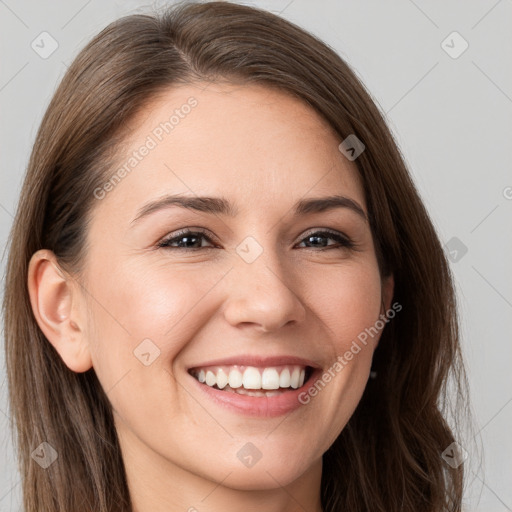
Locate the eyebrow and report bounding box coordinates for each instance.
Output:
[131,194,368,225]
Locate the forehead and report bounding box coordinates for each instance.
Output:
[95,82,366,221]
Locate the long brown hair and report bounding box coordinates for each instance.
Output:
[3,1,471,510]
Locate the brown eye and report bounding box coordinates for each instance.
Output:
[158,229,216,250]
[296,230,355,251]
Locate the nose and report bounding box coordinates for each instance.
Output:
[222,247,307,333]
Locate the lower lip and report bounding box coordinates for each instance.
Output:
[188,368,322,417]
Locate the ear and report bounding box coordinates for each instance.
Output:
[371,273,395,352]
[380,273,395,315]
[27,249,93,373]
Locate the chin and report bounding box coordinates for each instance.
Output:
[209,457,311,491]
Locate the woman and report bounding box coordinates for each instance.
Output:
[3,1,470,510]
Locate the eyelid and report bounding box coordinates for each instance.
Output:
[301,227,346,238]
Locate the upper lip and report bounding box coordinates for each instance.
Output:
[187,355,323,370]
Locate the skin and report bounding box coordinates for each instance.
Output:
[28,82,394,512]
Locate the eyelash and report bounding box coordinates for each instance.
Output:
[157,228,357,252]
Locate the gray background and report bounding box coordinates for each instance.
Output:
[1,0,511,510]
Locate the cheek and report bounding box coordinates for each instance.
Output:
[83,258,223,372]
[293,261,383,450]
[82,259,210,427]
[306,261,383,352]
[114,260,227,340]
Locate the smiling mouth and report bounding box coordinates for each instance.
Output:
[188,364,314,397]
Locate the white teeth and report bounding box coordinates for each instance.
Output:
[261,368,280,390]
[193,364,311,391]
[205,370,216,387]
[228,368,243,389]
[279,368,291,388]
[299,368,305,387]
[290,367,300,389]
[242,367,261,389]
[216,368,229,389]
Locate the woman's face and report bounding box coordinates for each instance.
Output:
[73,83,393,497]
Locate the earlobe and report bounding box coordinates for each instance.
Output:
[27,249,93,373]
